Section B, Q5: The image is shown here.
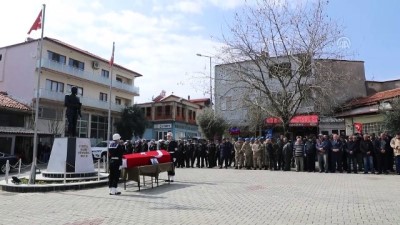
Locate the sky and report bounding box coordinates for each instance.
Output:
[1,0,399,103]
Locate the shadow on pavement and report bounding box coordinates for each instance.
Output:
[134,182,193,195]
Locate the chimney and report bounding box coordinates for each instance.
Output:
[188,95,190,100]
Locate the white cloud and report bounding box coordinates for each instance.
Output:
[1,0,230,103]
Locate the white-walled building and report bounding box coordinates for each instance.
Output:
[0,37,142,145]
[214,56,367,137]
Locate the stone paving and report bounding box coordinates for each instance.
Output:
[1,168,400,225]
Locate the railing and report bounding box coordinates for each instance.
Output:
[37,89,125,112]
[40,58,140,95]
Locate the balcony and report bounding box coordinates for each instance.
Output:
[40,58,140,95]
[37,89,125,112]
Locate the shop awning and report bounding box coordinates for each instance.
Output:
[265,115,319,127]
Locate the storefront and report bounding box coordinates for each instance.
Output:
[265,114,319,139]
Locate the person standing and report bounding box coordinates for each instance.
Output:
[252,138,263,170]
[166,132,177,182]
[293,137,305,172]
[276,135,285,170]
[376,133,389,174]
[330,134,343,173]
[346,135,358,173]
[108,133,125,195]
[360,134,375,174]
[234,138,244,169]
[390,132,400,175]
[282,138,292,171]
[242,138,252,170]
[220,138,232,169]
[304,136,316,172]
[207,140,217,168]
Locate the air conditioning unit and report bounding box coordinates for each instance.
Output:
[92,61,99,69]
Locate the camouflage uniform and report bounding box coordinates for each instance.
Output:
[234,140,244,169]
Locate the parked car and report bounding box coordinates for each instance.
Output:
[92,141,108,161]
[0,152,18,174]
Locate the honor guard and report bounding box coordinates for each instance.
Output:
[108,133,125,195]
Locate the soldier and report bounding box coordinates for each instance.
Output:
[185,139,195,168]
[242,138,252,169]
[234,138,244,169]
[198,139,208,168]
[266,139,276,170]
[108,133,125,195]
[252,138,263,170]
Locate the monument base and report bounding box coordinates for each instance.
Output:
[43,138,96,178]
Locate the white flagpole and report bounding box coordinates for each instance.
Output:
[106,42,115,171]
[29,4,46,184]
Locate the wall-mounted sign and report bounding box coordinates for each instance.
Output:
[154,124,172,129]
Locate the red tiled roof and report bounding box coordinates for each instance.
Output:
[189,98,209,103]
[0,93,31,111]
[346,88,400,108]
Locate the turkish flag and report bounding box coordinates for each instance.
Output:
[354,123,363,133]
[28,10,42,34]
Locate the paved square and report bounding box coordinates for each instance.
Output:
[1,168,400,225]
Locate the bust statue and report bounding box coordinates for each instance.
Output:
[64,87,82,137]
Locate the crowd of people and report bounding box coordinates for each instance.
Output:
[125,131,400,175]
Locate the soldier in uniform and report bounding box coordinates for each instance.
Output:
[176,139,185,168]
[242,138,252,169]
[252,138,263,170]
[148,140,157,151]
[234,138,244,169]
[108,133,125,195]
[185,139,195,168]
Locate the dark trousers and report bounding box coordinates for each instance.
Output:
[395,156,400,174]
[269,156,277,170]
[376,153,387,173]
[185,152,192,167]
[283,155,292,171]
[108,161,120,188]
[331,152,342,172]
[220,156,229,168]
[347,155,358,173]
[208,152,216,168]
[306,153,315,172]
[276,154,283,170]
[387,149,394,171]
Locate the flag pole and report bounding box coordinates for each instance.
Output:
[106,42,115,172]
[29,4,46,184]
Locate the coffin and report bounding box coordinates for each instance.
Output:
[122,150,171,168]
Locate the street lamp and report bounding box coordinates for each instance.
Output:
[196,53,212,105]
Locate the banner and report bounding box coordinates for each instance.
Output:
[354,123,363,133]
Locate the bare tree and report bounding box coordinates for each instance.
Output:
[217,0,352,135]
[48,119,64,137]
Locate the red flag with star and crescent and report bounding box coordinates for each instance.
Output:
[28,10,42,34]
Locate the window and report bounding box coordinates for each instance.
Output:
[68,58,85,70]
[38,107,63,120]
[116,76,123,83]
[45,79,64,93]
[188,110,192,120]
[156,106,162,116]
[115,98,121,105]
[165,105,171,116]
[193,111,196,120]
[99,92,108,102]
[176,106,180,116]
[0,54,2,61]
[146,107,151,117]
[90,115,109,140]
[101,69,109,79]
[361,122,384,135]
[66,84,83,96]
[47,51,66,64]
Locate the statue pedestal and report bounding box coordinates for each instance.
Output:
[43,138,97,178]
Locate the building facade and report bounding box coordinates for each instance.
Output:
[214,57,367,137]
[0,37,142,145]
[138,92,209,140]
[336,88,400,135]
